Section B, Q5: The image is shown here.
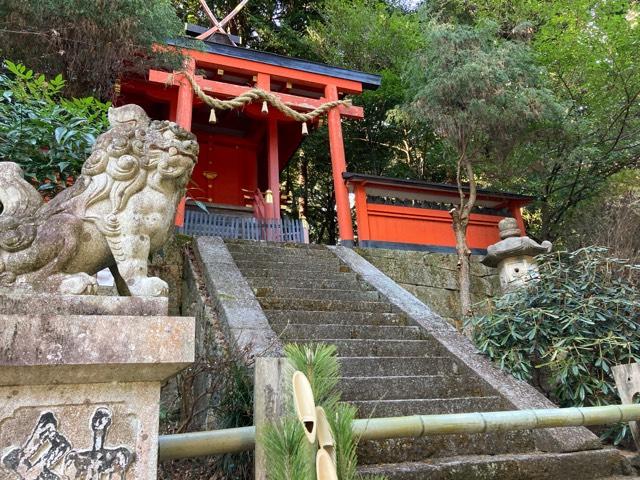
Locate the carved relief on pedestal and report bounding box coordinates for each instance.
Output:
[1,405,136,480]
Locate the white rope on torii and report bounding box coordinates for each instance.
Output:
[196,0,249,46]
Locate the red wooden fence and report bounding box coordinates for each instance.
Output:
[345,173,532,253]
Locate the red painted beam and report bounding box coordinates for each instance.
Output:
[120,79,176,101]
[149,70,364,119]
[183,49,363,94]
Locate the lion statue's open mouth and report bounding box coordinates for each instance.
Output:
[0,104,199,297]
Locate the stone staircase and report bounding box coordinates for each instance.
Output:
[223,239,635,480]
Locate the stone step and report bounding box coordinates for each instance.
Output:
[357,449,632,480]
[225,240,331,255]
[358,430,536,465]
[259,298,394,313]
[235,260,348,273]
[273,324,425,341]
[265,311,409,326]
[230,253,341,267]
[339,356,458,378]
[248,276,373,291]
[285,338,443,357]
[254,287,381,302]
[340,375,486,401]
[349,395,505,418]
[240,268,358,281]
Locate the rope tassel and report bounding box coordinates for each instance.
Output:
[301,122,308,136]
[209,108,217,124]
[261,100,269,114]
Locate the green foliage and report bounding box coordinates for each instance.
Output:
[264,343,386,480]
[0,60,109,194]
[468,247,640,442]
[407,20,562,166]
[511,0,640,241]
[263,418,315,480]
[0,0,185,98]
[422,0,640,242]
[406,20,562,319]
[308,0,422,74]
[217,361,254,477]
[329,402,358,480]
[283,0,440,243]
[285,342,341,411]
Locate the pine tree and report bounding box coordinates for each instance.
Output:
[407,21,562,328]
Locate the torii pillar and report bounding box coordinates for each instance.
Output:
[172,58,196,227]
[326,84,354,246]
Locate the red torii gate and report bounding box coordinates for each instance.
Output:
[118,33,379,244]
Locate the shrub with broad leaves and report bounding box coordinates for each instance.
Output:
[468,246,640,443]
[0,60,109,197]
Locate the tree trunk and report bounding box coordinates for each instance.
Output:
[451,211,472,330]
[451,155,477,332]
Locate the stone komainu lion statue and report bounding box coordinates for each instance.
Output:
[0,105,198,296]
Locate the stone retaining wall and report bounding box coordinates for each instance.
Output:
[355,248,499,325]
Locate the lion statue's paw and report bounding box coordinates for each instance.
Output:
[58,273,99,295]
[128,276,168,297]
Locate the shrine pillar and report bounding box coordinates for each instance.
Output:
[267,117,281,219]
[173,57,196,226]
[175,57,195,130]
[325,84,354,246]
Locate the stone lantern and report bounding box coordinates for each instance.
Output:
[482,217,552,292]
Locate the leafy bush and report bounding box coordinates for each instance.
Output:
[0,0,185,99]
[468,247,640,442]
[0,60,109,196]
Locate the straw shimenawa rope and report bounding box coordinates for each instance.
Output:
[179,70,352,129]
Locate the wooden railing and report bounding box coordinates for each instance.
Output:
[179,210,307,243]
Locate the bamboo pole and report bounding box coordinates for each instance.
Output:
[352,405,640,441]
[157,404,640,460]
[158,426,255,460]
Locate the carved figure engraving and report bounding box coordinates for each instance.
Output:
[2,408,135,480]
[2,412,71,479]
[64,408,134,480]
[0,105,198,296]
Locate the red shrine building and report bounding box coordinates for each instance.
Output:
[117,25,532,253]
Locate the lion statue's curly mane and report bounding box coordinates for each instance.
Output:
[0,104,198,296]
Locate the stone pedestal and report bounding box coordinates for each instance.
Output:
[0,289,168,316]
[0,308,194,480]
